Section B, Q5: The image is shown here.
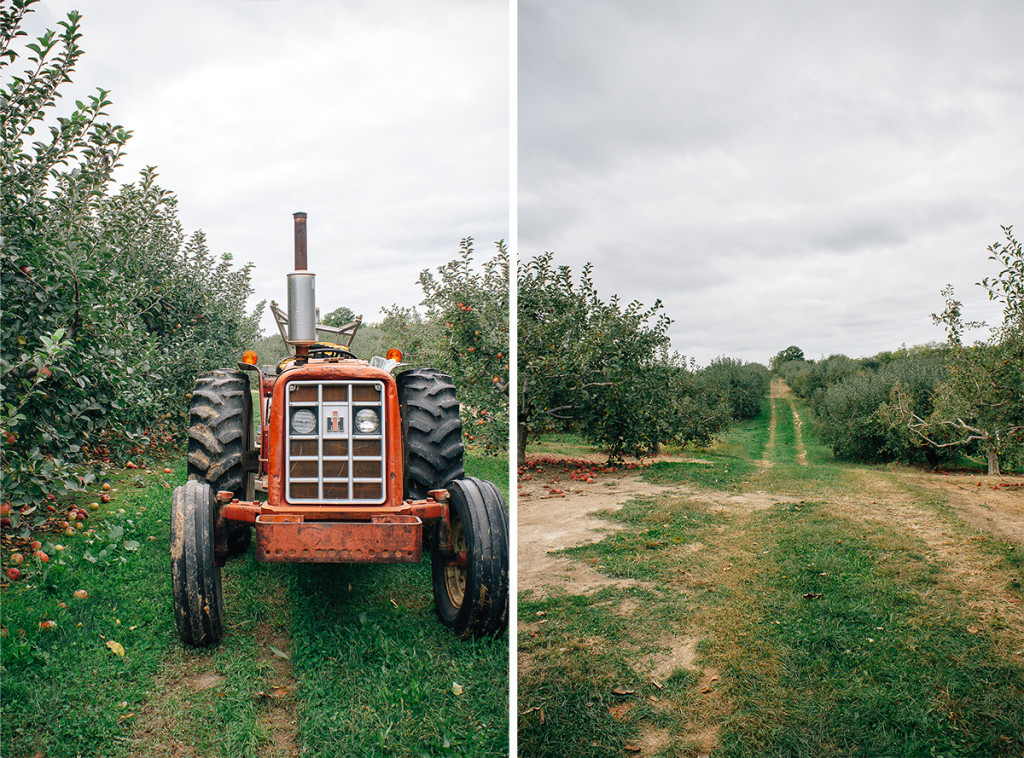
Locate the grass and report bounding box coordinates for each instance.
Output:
[288,561,508,757]
[2,449,509,757]
[1,463,187,758]
[519,390,1024,758]
[528,432,604,459]
[715,501,1024,757]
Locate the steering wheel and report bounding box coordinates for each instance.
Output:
[309,343,356,360]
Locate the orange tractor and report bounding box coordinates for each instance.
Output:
[171,213,508,645]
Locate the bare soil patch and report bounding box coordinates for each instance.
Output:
[517,462,803,600]
[640,634,699,683]
[517,467,679,597]
[899,469,1024,545]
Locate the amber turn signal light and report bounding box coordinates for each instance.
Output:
[242,350,258,365]
[386,348,403,362]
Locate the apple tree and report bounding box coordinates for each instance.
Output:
[1,1,261,504]
[518,252,732,464]
[381,238,509,454]
[890,226,1023,474]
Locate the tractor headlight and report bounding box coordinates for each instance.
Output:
[354,408,379,434]
[290,408,317,436]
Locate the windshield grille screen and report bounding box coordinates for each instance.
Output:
[285,380,386,504]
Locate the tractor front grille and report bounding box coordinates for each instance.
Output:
[285,380,386,504]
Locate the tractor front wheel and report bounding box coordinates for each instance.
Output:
[171,480,224,647]
[431,477,509,639]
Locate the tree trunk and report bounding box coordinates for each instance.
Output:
[517,420,528,467]
[986,446,1001,476]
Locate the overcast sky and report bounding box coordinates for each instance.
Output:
[17,0,508,340]
[519,0,1024,367]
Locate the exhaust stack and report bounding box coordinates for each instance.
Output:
[287,212,316,346]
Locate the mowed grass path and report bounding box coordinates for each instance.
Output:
[518,386,1024,758]
[1,454,509,758]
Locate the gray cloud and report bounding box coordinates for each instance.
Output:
[519,0,1023,366]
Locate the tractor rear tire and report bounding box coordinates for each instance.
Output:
[431,476,509,639]
[187,369,254,555]
[397,368,465,501]
[171,480,224,646]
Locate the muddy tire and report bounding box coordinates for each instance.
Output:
[432,476,509,639]
[187,369,253,555]
[171,480,224,646]
[397,368,465,500]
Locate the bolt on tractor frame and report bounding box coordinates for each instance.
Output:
[171,212,509,646]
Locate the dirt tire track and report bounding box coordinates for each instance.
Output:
[790,400,808,465]
[130,574,300,757]
[758,382,779,468]
[841,468,1024,646]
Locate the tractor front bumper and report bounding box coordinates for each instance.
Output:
[216,491,449,564]
[253,513,423,563]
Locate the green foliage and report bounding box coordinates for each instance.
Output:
[0,3,262,504]
[773,344,964,468]
[701,357,770,421]
[818,371,907,464]
[320,305,356,328]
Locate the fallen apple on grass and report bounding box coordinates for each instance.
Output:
[9,552,25,566]
[6,567,21,581]
[101,494,111,503]
[73,589,88,600]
